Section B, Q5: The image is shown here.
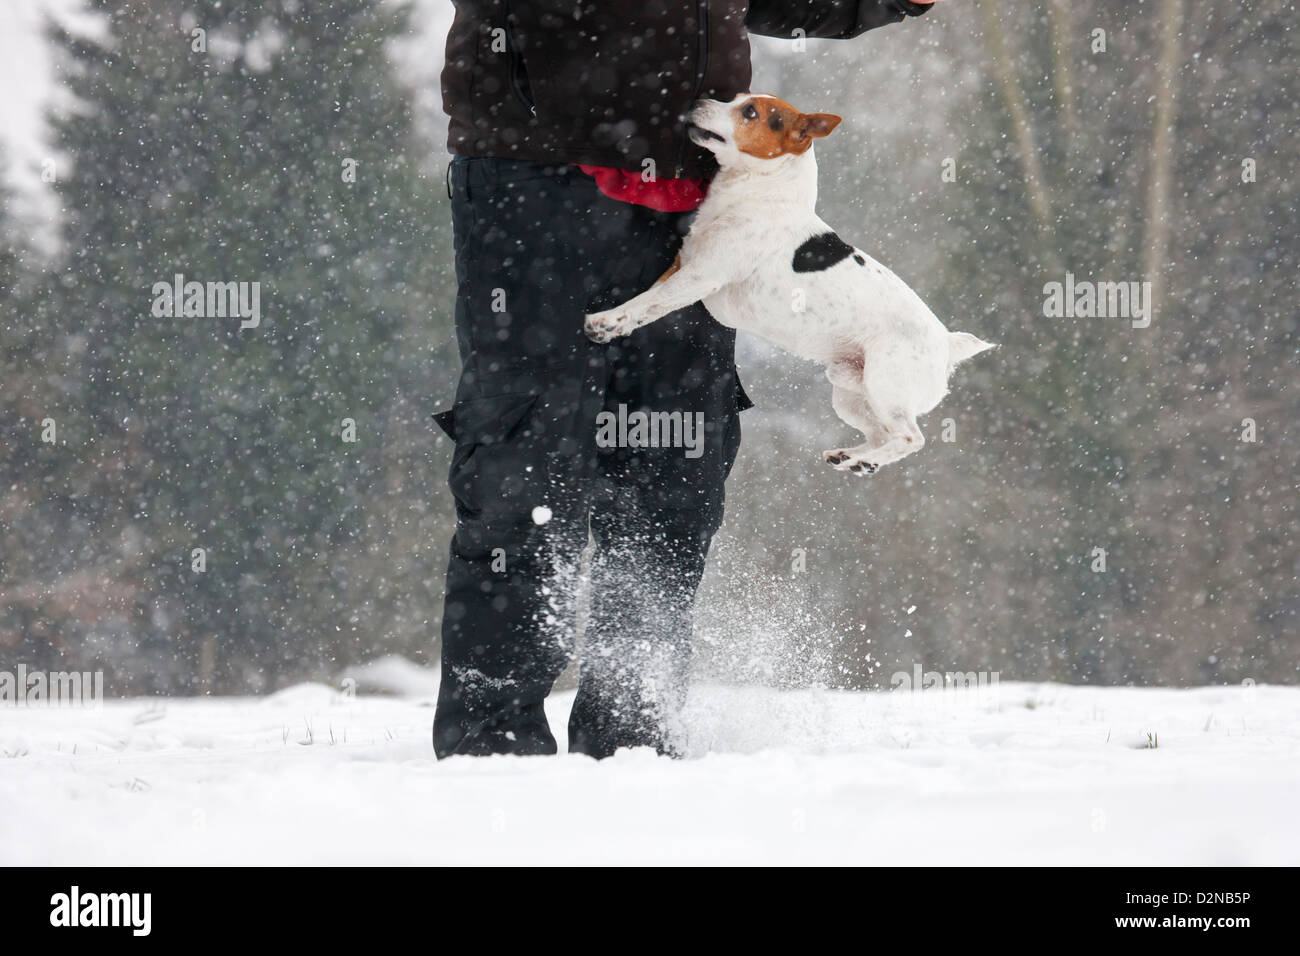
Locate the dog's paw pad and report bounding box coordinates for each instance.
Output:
[825,450,877,475]
[584,312,629,344]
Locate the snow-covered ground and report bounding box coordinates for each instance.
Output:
[2,679,1296,865]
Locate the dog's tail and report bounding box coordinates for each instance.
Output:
[947,331,996,374]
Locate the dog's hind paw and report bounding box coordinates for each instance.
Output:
[823,449,877,476]
[584,310,630,344]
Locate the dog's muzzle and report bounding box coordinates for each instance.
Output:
[686,122,725,144]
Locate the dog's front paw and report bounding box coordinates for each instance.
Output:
[584,309,631,344]
[823,450,878,476]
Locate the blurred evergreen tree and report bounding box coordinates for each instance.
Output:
[42,0,450,691]
[0,161,33,660]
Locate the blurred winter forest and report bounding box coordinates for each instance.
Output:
[0,0,1294,694]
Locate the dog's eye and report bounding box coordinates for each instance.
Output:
[741,103,758,120]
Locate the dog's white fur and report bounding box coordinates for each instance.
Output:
[585,93,995,475]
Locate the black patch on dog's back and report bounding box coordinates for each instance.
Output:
[793,232,855,273]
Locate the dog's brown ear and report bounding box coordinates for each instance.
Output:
[797,113,842,140]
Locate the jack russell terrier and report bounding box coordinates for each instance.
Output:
[585,94,995,475]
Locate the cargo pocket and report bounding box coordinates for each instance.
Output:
[440,392,542,521]
[734,376,755,412]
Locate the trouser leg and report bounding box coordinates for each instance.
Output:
[433,159,609,758]
[568,286,745,758]
[435,502,589,757]
[569,501,715,757]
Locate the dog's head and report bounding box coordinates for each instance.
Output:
[687,94,842,171]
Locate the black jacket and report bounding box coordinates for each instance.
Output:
[442,0,930,179]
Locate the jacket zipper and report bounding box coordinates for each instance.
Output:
[675,0,710,177]
[503,1,537,116]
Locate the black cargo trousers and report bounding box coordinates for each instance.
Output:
[432,157,750,759]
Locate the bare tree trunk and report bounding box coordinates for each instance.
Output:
[199,633,216,693]
[1143,0,1184,326]
[976,0,1056,246]
[1044,0,1079,150]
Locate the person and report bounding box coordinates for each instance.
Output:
[433,0,938,759]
